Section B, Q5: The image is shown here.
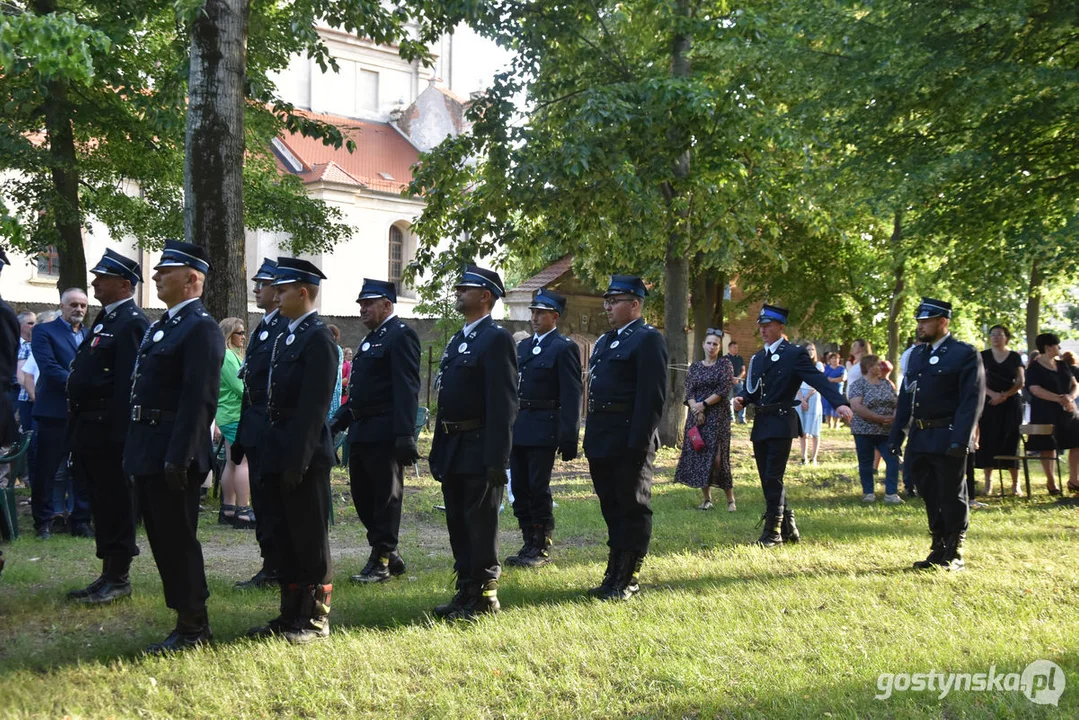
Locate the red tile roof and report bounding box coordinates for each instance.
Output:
[273,109,418,194]
[507,255,573,295]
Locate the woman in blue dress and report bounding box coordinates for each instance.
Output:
[821,351,847,429]
[796,343,824,463]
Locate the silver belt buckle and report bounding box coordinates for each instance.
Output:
[131,406,142,422]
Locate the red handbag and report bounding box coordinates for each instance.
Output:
[687,425,706,452]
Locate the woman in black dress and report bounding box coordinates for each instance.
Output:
[1025,333,1079,495]
[974,325,1024,496]
[674,330,735,511]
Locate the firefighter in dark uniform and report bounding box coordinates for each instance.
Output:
[888,298,984,571]
[124,240,224,653]
[734,304,852,547]
[583,275,667,601]
[65,249,149,605]
[505,288,582,569]
[232,258,287,589]
[247,257,337,644]
[428,265,517,620]
[330,278,420,584]
[0,249,19,447]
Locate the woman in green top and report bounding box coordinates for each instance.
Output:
[216,317,253,528]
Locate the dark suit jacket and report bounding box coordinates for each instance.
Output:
[123,299,224,475]
[429,316,518,479]
[889,335,985,455]
[332,316,421,445]
[0,298,18,443]
[235,310,287,452]
[512,330,582,449]
[738,339,849,441]
[582,318,668,458]
[67,298,149,450]
[259,312,337,474]
[31,317,83,420]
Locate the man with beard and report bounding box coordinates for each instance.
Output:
[65,250,149,604]
[889,298,984,571]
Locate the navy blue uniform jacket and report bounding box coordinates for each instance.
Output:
[235,311,287,452]
[124,300,224,475]
[737,339,849,441]
[0,298,18,443]
[582,318,668,458]
[67,299,149,449]
[888,335,985,455]
[513,331,582,449]
[429,316,518,479]
[259,313,337,474]
[332,316,421,445]
[31,317,81,420]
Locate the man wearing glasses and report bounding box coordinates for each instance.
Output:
[583,275,668,601]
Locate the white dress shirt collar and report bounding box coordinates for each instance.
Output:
[167,297,199,319]
[462,314,490,337]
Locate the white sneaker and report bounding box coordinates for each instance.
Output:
[862,493,876,503]
[883,494,903,504]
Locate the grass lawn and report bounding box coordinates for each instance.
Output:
[0,424,1076,718]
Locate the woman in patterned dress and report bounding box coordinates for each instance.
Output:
[674,330,736,511]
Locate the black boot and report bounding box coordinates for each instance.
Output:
[284,584,332,644]
[756,509,784,548]
[145,608,212,654]
[351,550,407,583]
[66,571,106,601]
[504,527,534,567]
[601,552,644,602]
[448,579,500,620]
[80,556,132,605]
[941,531,966,572]
[587,548,621,598]
[247,583,302,638]
[781,506,800,544]
[518,525,552,568]
[913,534,947,569]
[235,564,280,590]
[433,577,474,618]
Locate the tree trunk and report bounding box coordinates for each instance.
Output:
[35,0,87,293]
[1025,258,1042,352]
[690,269,725,362]
[185,0,250,321]
[658,0,692,448]
[885,210,904,380]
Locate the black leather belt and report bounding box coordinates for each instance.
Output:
[913,417,951,430]
[519,399,559,410]
[350,402,392,419]
[130,406,176,425]
[755,403,793,417]
[588,400,632,413]
[440,418,484,434]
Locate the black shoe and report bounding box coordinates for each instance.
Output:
[781,507,800,544]
[351,551,405,583]
[940,531,966,572]
[247,583,301,638]
[230,506,256,530]
[756,510,784,548]
[447,580,500,620]
[67,576,106,600]
[70,523,94,538]
[600,552,643,602]
[217,504,235,526]
[145,610,212,655]
[504,528,534,567]
[587,549,621,598]
[433,579,474,618]
[35,527,52,540]
[913,534,947,569]
[79,579,132,605]
[236,567,280,590]
[283,584,332,644]
[518,526,552,568]
[51,515,68,534]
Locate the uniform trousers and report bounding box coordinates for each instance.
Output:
[908,452,969,537]
[262,465,332,585]
[509,445,557,531]
[752,437,794,513]
[587,450,655,554]
[72,445,139,560]
[348,443,404,553]
[441,472,502,582]
[134,469,208,611]
[32,418,90,530]
[245,444,278,570]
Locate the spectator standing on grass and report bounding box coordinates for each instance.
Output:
[326,324,344,422]
[14,311,35,486]
[795,343,824,464]
[849,355,901,503]
[1025,333,1079,496]
[726,339,746,424]
[974,325,1024,497]
[215,317,253,529]
[674,329,735,511]
[821,352,846,429]
[1062,351,1079,383]
[341,347,352,405]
